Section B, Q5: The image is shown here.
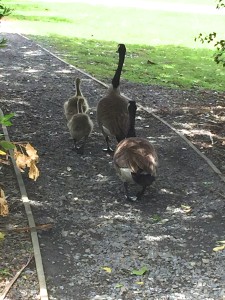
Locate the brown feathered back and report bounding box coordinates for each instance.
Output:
[114,137,158,176]
[97,89,129,141]
[96,44,129,150]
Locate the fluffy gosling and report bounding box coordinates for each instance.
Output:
[64,77,89,121]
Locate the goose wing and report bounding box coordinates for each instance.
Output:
[114,137,158,176]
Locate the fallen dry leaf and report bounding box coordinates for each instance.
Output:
[101,267,112,273]
[213,245,225,252]
[28,160,40,181]
[135,281,144,285]
[213,240,225,252]
[0,188,9,216]
[13,143,40,181]
[115,283,124,288]
[25,143,39,162]
[0,232,5,239]
[0,150,6,155]
[181,204,192,214]
[14,151,29,171]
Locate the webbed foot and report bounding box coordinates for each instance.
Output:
[125,195,137,202]
[102,147,114,154]
[76,146,84,155]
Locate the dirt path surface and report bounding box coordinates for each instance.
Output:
[1,33,225,300]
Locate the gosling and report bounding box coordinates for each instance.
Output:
[64,77,89,121]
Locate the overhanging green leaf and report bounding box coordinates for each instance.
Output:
[0,113,15,126]
[0,141,15,150]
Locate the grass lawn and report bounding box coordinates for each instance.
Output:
[3,0,225,90]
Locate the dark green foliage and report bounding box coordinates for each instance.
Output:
[195,0,225,66]
[0,113,15,153]
[216,0,225,9]
[0,1,13,47]
[0,3,12,19]
[0,37,7,47]
[0,113,15,127]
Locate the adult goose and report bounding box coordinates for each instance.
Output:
[96,44,131,152]
[113,101,158,201]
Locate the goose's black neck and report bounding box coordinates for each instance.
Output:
[112,44,126,89]
[126,100,137,138]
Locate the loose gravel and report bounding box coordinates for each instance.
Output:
[1,33,225,300]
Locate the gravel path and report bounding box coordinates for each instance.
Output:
[1,33,225,300]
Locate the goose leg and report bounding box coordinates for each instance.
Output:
[124,182,136,201]
[73,139,83,154]
[124,182,130,200]
[103,136,114,153]
[73,139,77,151]
[136,185,147,200]
[76,137,87,155]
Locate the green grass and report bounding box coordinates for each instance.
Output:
[4,0,225,90]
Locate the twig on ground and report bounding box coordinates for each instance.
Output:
[0,255,33,300]
[0,224,53,233]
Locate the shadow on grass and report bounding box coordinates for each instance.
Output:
[11,14,72,23]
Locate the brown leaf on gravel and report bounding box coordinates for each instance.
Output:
[14,151,29,171]
[14,143,40,181]
[28,160,40,181]
[0,188,9,217]
[25,143,39,162]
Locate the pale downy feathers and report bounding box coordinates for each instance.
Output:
[64,77,89,121]
[67,112,93,143]
[65,79,93,154]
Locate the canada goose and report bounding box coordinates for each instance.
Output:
[113,101,158,201]
[67,98,93,155]
[64,77,89,121]
[114,138,158,201]
[96,44,130,152]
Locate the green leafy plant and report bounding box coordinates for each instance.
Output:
[0,37,7,47]
[0,113,14,126]
[0,2,12,18]
[0,268,11,277]
[151,214,162,223]
[0,113,15,156]
[195,0,225,66]
[0,0,13,47]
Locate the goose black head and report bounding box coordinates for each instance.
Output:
[117,44,126,54]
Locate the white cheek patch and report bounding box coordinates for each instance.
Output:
[119,168,134,183]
